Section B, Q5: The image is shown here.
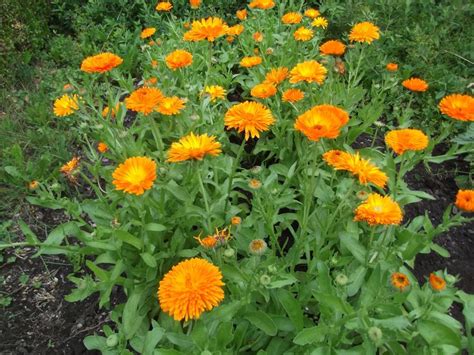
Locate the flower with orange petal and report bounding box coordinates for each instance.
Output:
[305,8,320,18]
[386,63,398,71]
[282,89,305,103]
[248,179,262,189]
[112,157,157,195]
[236,9,248,20]
[249,0,275,9]
[295,104,349,141]
[289,60,327,84]
[311,17,328,29]
[60,157,80,177]
[264,67,288,86]
[125,87,164,115]
[227,24,244,37]
[346,153,388,188]
[231,216,241,225]
[158,258,224,321]
[165,49,193,70]
[349,22,380,44]
[253,32,264,42]
[251,82,277,99]
[102,103,120,118]
[224,101,275,140]
[141,27,156,39]
[323,150,352,170]
[195,235,218,249]
[282,12,302,24]
[156,2,172,11]
[203,85,226,102]
[184,17,229,42]
[54,94,79,117]
[97,142,108,153]
[167,132,221,162]
[429,273,446,291]
[455,190,474,212]
[240,56,262,68]
[391,272,410,291]
[402,77,428,92]
[156,96,186,115]
[320,40,346,56]
[80,53,123,73]
[354,193,403,226]
[189,0,201,8]
[294,27,313,41]
[438,94,474,122]
[29,180,39,190]
[385,129,429,155]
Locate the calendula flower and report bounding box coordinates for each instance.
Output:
[385,129,429,155]
[231,216,241,225]
[97,142,108,153]
[102,103,120,118]
[158,258,224,321]
[112,157,157,195]
[391,272,410,291]
[455,190,474,212]
[295,104,349,141]
[356,190,369,200]
[144,77,158,86]
[54,94,79,117]
[80,52,123,73]
[224,101,275,140]
[151,60,158,68]
[249,239,267,255]
[195,235,218,249]
[289,60,327,84]
[226,36,235,43]
[167,132,221,162]
[29,180,39,190]
[203,85,226,102]
[311,17,328,29]
[323,150,352,170]
[386,63,398,71]
[248,179,262,189]
[282,88,305,103]
[438,94,474,122]
[60,157,80,176]
[252,32,264,42]
[184,17,229,42]
[156,96,186,115]
[335,58,346,75]
[264,67,288,86]
[320,40,346,56]
[249,0,275,9]
[165,49,193,70]
[354,193,403,226]
[156,2,172,11]
[349,22,380,44]
[236,9,248,20]
[305,8,320,18]
[402,77,428,92]
[125,87,164,115]
[189,0,201,8]
[227,24,244,36]
[346,153,388,188]
[282,12,302,24]
[251,82,277,99]
[141,27,156,39]
[429,273,446,291]
[240,56,262,68]
[294,27,314,41]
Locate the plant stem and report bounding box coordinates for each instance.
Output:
[196,166,211,232]
[224,139,246,212]
[150,118,165,160]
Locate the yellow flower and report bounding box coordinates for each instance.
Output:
[304,8,320,18]
[156,2,172,11]
[311,17,328,29]
[125,87,164,115]
[167,132,221,162]
[227,24,244,36]
[251,82,277,99]
[294,104,349,141]
[203,85,226,102]
[54,94,79,117]
[112,157,157,195]
[282,12,302,24]
[236,9,248,20]
[349,22,380,44]
[264,67,288,86]
[438,94,474,121]
[184,17,229,42]
[156,96,186,115]
[224,101,275,140]
[60,157,80,176]
[354,193,403,226]
[289,60,327,84]
[282,89,304,103]
[80,52,123,73]
[402,77,429,92]
[165,49,193,70]
[385,129,429,155]
[140,27,156,39]
[294,27,313,41]
[102,103,120,118]
[240,56,262,68]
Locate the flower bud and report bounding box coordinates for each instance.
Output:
[445,274,456,284]
[335,274,348,286]
[260,274,271,286]
[267,265,277,274]
[368,326,382,343]
[223,248,235,258]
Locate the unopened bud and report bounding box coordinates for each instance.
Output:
[260,274,271,286]
[335,274,348,286]
[368,326,382,342]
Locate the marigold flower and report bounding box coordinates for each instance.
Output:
[227,24,244,36]
[455,190,474,212]
[295,104,349,141]
[251,82,277,99]
[311,17,328,29]
[156,96,186,115]
[385,129,429,155]
[224,101,275,140]
[282,12,302,24]
[386,63,398,71]
[289,60,327,84]
[320,40,346,56]
[402,77,428,92]
[305,8,320,18]
[184,17,229,42]
[429,273,446,291]
[80,52,123,73]
[346,153,388,188]
[252,32,264,42]
[323,150,352,170]
[195,235,218,248]
[102,103,120,118]
[189,0,201,8]
[356,190,369,200]
[144,77,158,86]
[240,56,262,68]
[60,157,80,176]
[354,193,403,226]
[438,94,474,122]
[29,180,39,190]
[165,49,193,70]
[158,258,224,321]
[349,22,380,44]
[264,67,288,86]
[167,132,221,162]
[125,87,164,115]
[203,85,226,102]
[226,36,235,43]
[97,142,108,153]
[391,272,410,291]
[156,2,172,11]
[248,179,262,189]
[231,216,241,225]
[282,89,304,103]
[112,157,157,195]
[141,27,156,39]
[249,239,267,255]
[54,94,79,117]
[294,27,314,41]
[236,9,248,20]
[249,0,275,9]
[151,60,158,68]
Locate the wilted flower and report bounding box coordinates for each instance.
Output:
[224,101,275,140]
[402,77,428,92]
[354,193,403,226]
[429,273,446,291]
[438,94,474,121]
[391,272,410,291]
[112,157,157,195]
[195,235,218,249]
[385,129,429,155]
[167,132,221,162]
[282,89,304,103]
[455,190,474,212]
[249,239,268,255]
[349,22,380,44]
[80,53,123,73]
[60,157,80,183]
[165,49,193,70]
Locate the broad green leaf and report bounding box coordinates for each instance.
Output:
[276,289,304,331]
[418,319,461,349]
[123,291,146,339]
[293,325,327,345]
[145,223,167,232]
[140,252,157,268]
[115,230,143,249]
[245,311,277,336]
[340,232,366,264]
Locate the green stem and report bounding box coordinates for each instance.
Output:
[348,46,365,88]
[224,139,246,212]
[150,118,165,160]
[365,227,376,266]
[0,241,79,252]
[394,154,406,198]
[196,166,211,232]
[324,181,355,235]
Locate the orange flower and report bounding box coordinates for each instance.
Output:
[151,60,158,68]
[28,180,39,190]
[112,157,157,195]
[63,83,73,92]
[80,52,123,73]
[54,94,79,117]
[224,101,275,140]
[311,17,328,29]
[455,190,474,212]
[226,36,235,43]
[240,56,262,68]
[345,152,388,188]
[125,87,164,115]
[264,67,288,86]
[167,132,221,162]
[386,63,398,71]
[102,103,120,118]
[354,193,403,226]
[282,12,302,24]
[294,27,314,41]
[294,104,349,141]
[236,9,248,20]
[97,142,108,153]
[289,60,327,84]
[189,0,201,8]
[203,85,226,102]
[320,40,346,56]
[252,32,264,42]
[249,0,275,9]
[231,216,241,225]
[156,2,172,11]
[60,157,80,176]
[349,22,380,44]
[144,77,158,86]
[282,88,304,103]
[304,8,320,18]
[251,82,277,99]
[402,77,428,92]
[391,272,410,291]
[248,178,262,189]
[249,239,267,254]
[141,27,156,39]
[195,235,218,248]
[165,49,193,70]
[429,273,446,291]
[227,24,244,36]
[323,150,352,170]
[158,258,224,321]
[439,94,474,122]
[385,129,429,155]
[156,96,186,115]
[184,17,229,42]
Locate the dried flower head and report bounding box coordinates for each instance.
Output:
[249,239,268,255]
[80,53,123,73]
[112,157,157,195]
[438,94,474,122]
[354,193,403,226]
[224,101,275,140]
[349,22,380,44]
[165,49,193,70]
[167,132,221,162]
[385,129,429,155]
[60,157,80,183]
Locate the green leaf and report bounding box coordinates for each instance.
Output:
[83,335,107,350]
[418,319,461,349]
[166,180,191,201]
[140,253,157,268]
[430,243,450,258]
[207,301,242,322]
[267,274,298,289]
[293,325,327,345]
[276,289,304,331]
[44,221,80,246]
[340,232,366,264]
[116,230,143,250]
[216,321,234,349]
[123,291,145,339]
[18,220,39,244]
[177,249,199,257]
[145,223,167,232]
[245,311,278,336]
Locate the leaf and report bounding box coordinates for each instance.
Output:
[216,321,234,349]
[208,301,242,322]
[372,316,410,330]
[418,319,461,349]
[123,291,145,339]
[83,335,107,350]
[115,230,143,250]
[140,253,157,268]
[18,220,39,244]
[267,274,298,289]
[245,311,278,336]
[339,232,366,264]
[276,289,304,331]
[26,196,63,210]
[166,180,191,201]
[4,166,22,178]
[293,325,327,345]
[44,221,80,246]
[347,266,367,297]
[145,223,167,232]
[430,243,450,258]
